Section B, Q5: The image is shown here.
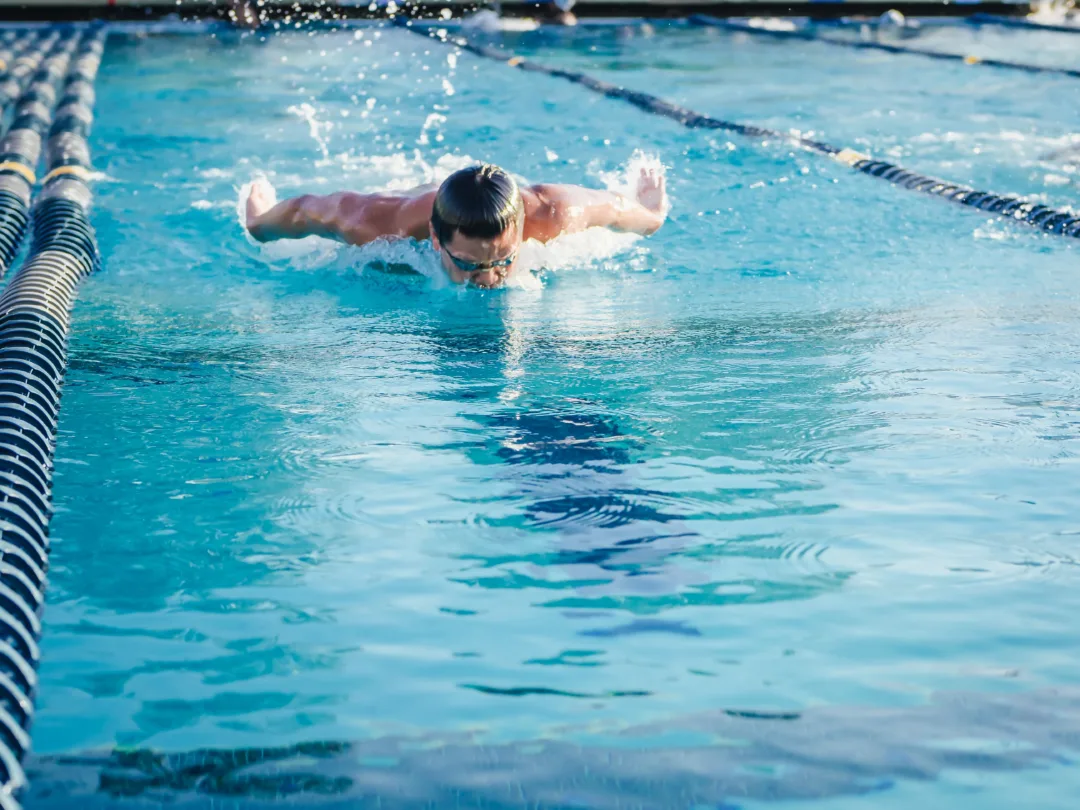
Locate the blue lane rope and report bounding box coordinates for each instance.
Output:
[967,13,1080,35]
[690,16,1080,81]
[401,23,1080,240]
[0,26,104,809]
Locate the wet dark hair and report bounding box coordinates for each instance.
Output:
[430,164,524,245]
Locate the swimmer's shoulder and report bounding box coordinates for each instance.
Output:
[522,183,572,242]
[337,186,436,243]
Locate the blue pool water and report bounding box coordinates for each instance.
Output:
[23,19,1080,808]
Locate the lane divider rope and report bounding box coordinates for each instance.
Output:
[0,25,105,810]
[0,33,41,114]
[0,32,59,133]
[689,16,1080,81]
[401,22,1080,240]
[0,30,73,279]
[0,167,31,187]
[967,12,1080,35]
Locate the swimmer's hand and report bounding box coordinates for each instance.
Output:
[529,166,668,240]
[635,165,668,217]
[245,176,277,234]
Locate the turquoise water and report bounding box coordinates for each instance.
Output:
[24,20,1080,808]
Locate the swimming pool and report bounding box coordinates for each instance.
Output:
[21,18,1080,808]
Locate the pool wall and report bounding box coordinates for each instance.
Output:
[0,0,1037,22]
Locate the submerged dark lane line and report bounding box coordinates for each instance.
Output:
[24,686,1080,808]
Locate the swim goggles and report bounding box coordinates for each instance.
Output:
[443,247,517,275]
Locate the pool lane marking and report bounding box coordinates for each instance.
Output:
[690,16,1080,80]
[0,162,33,185]
[41,164,90,184]
[402,23,1080,240]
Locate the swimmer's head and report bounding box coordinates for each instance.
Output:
[430,164,524,288]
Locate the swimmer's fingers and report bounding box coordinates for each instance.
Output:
[245,176,278,219]
[638,165,664,188]
[636,167,664,195]
[634,166,668,217]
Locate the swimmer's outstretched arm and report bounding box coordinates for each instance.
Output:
[529,166,668,240]
[245,178,435,245]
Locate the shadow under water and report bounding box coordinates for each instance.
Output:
[25,686,1080,808]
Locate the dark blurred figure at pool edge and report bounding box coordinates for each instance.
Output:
[245,164,668,288]
[535,0,578,26]
[227,0,261,30]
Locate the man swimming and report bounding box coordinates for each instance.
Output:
[245,163,667,288]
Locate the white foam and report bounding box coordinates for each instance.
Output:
[460,10,539,33]
[746,17,798,32]
[518,229,641,276]
[192,199,235,211]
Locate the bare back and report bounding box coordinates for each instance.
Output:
[331,185,584,245]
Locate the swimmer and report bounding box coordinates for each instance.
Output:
[536,0,578,26]
[245,163,667,288]
[226,0,261,30]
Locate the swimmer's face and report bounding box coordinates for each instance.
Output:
[432,225,521,289]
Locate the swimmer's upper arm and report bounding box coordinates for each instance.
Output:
[529,183,662,238]
[247,192,372,244]
[249,190,434,246]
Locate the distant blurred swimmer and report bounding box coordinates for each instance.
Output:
[245,163,667,288]
[227,0,261,30]
[1040,141,1080,162]
[463,2,577,30]
[1031,0,1078,22]
[867,9,920,40]
[537,0,578,26]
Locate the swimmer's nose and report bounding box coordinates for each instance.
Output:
[471,270,505,288]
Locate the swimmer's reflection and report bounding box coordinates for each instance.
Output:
[418,310,861,613]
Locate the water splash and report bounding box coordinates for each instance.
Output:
[594,149,671,218]
[333,151,473,190]
[518,228,641,276]
[417,113,447,146]
[287,102,333,163]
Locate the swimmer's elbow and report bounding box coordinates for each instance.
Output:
[247,219,271,242]
[623,209,664,236]
[605,200,665,236]
[248,195,320,242]
[641,216,664,236]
